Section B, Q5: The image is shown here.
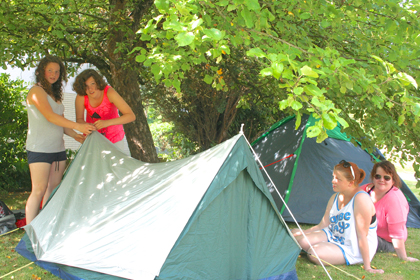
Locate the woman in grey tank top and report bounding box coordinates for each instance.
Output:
[25,56,96,225]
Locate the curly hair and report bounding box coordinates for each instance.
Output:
[370,161,401,188]
[72,69,107,96]
[35,55,67,102]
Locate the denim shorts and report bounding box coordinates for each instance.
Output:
[27,150,67,164]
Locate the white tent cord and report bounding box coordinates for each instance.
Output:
[239,127,333,280]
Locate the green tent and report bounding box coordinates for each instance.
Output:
[252,114,420,228]
[19,132,300,279]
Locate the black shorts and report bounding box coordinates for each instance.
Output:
[27,150,67,164]
[377,236,395,253]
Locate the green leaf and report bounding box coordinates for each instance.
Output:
[163,20,184,32]
[300,65,319,78]
[220,45,230,55]
[322,113,337,130]
[241,8,254,28]
[216,0,230,6]
[291,100,303,110]
[135,54,146,63]
[173,78,181,92]
[151,63,161,77]
[413,103,420,116]
[246,0,261,11]
[306,125,321,138]
[282,68,294,80]
[303,84,325,96]
[295,113,302,129]
[189,18,204,30]
[398,115,405,125]
[395,72,418,89]
[175,32,195,46]
[260,67,273,77]
[299,12,311,20]
[246,48,266,58]
[203,28,225,40]
[155,0,170,12]
[272,62,284,79]
[204,74,213,84]
[293,87,304,95]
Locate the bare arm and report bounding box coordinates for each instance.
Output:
[354,194,384,274]
[93,87,136,130]
[392,238,419,262]
[75,94,87,124]
[27,86,95,135]
[64,127,86,144]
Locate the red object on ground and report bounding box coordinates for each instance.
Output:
[15,218,26,228]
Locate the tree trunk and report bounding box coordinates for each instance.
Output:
[113,68,158,162]
[108,0,158,162]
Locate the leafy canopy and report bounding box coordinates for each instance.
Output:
[136,0,420,181]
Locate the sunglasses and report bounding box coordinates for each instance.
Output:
[374,174,392,181]
[339,160,355,180]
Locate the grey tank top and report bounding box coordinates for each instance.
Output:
[26,91,65,153]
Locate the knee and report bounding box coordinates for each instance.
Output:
[307,248,322,265]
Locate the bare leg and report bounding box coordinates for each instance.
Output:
[26,163,51,224]
[308,243,346,266]
[295,230,328,251]
[42,160,66,208]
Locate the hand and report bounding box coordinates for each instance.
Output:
[73,134,86,144]
[94,119,110,130]
[364,267,384,274]
[365,183,374,192]
[291,228,303,237]
[78,123,96,135]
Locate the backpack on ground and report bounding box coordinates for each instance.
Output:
[0,200,17,234]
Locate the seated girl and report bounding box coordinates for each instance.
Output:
[292,160,384,274]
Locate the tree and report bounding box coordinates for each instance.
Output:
[135,0,420,184]
[0,74,30,191]
[151,47,287,151]
[0,0,159,162]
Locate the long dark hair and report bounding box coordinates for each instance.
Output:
[35,55,67,102]
[73,69,107,96]
[370,161,401,188]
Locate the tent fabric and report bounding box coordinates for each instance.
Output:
[252,114,420,228]
[22,131,300,279]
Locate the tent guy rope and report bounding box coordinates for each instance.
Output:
[0,261,34,279]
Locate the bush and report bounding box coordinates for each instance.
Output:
[0,73,30,192]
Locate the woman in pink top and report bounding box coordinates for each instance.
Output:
[361,161,418,262]
[73,69,136,154]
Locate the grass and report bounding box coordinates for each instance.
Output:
[291,223,420,280]
[1,186,419,280]
[1,192,60,280]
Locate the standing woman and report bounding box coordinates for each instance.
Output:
[361,161,419,262]
[292,160,383,274]
[73,69,135,155]
[25,56,96,224]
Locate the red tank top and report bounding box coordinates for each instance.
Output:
[84,85,125,143]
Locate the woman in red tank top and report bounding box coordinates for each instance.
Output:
[73,69,136,150]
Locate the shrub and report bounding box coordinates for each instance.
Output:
[0,73,30,192]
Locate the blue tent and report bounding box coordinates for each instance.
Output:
[252,114,420,228]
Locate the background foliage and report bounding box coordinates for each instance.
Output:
[136,0,420,185]
[1,0,420,185]
[0,74,30,192]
